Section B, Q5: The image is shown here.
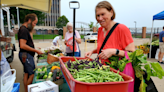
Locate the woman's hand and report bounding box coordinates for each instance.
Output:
[64,40,67,45]
[98,49,116,59]
[85,51,93,58]
[75,37,81,44]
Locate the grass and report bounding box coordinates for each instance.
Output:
[15,34,85,40]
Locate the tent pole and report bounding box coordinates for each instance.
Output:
[149,21,154,59]
[16,7,20,29]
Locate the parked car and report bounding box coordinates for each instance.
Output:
[154,33,159,37]
[84,32,98,41]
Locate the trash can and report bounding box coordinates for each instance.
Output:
[147,45,159,58]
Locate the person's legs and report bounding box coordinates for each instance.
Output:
[66,53,73,56]
[23,53,35,91]
[74,52,80,57]
[27,74,34,85]
[158,51,161,62]
[159,42,164,63]
[159,53,164,62]
[19,52,29,92]
[24,73,28,92]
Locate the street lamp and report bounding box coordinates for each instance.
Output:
[69,1,80,56]
[134,21,137,37]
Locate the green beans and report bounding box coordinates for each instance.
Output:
[73,68,124,83]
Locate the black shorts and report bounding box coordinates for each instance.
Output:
[19,52,35,76]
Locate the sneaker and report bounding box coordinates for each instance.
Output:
[158,61,160,63]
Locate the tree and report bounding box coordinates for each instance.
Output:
[88,21,94,31]
[56,15,69,35]
[8,7,46,25]
[56,15,69,28]
[95,23,100,29]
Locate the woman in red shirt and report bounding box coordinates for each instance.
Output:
[85,1,135,62]
[85,1,135,92]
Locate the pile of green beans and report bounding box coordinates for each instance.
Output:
[70,68,124,83]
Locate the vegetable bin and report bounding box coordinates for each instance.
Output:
[59,57,134,92]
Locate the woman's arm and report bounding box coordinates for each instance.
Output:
[116,42,135,57]
[85,48,97,58]
[75,38,81,44]
[98,42,135,59]
[75,31,81,44]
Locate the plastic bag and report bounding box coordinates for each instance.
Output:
[0,51,12,76]
[66,37,77,51]
[1,69,16,92]
[122,51,135,92]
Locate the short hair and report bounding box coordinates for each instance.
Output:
[24,13,37,22]
[163,26,164,29]
[95,1,116,20]
[66,22,73,29]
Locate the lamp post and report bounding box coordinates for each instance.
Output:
[134,21,137,37]
[69,1,80,56]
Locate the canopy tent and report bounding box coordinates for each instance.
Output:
[1,0,52,13]
[149,11,164,58]
[1,0,52,30]
[153,11,164,20]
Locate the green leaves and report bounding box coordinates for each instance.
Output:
[137,57,147,64]
[150,62,164,79]
[107,49,164,92]
[144,64,151,81]
[139,76,147,92]
[135,49,144,56]
[56,15,69,28]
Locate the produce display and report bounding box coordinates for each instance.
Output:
[136,43,150,54]
[65,57,124,83]
[34,62,63,82]
[106,49,164,92]
[37,46,63,60]
[36,67,51,80]
[43,46,62,55]
[38,54,48,60]
[151,40,159,46]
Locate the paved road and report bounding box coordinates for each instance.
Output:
[10,38,164,92]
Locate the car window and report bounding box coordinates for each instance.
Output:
[87,33,90,35]
[92,33,97,35]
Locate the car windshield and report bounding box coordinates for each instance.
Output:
[92,33,97,35]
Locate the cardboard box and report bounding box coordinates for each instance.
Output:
[28,80,58,92]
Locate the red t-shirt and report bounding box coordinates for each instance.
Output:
[97,23,133,54]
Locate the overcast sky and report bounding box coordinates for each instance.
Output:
[61,0,164,28]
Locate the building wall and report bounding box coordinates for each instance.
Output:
[44,0,61,27]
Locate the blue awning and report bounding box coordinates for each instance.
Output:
[153,11,164,20]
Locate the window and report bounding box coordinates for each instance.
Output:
[87,33,90,35]
[92,33,97,35]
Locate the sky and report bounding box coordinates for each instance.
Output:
[61,0,164,28]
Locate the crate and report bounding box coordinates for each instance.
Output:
[59,57,134,92]
[11,83,20,92]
